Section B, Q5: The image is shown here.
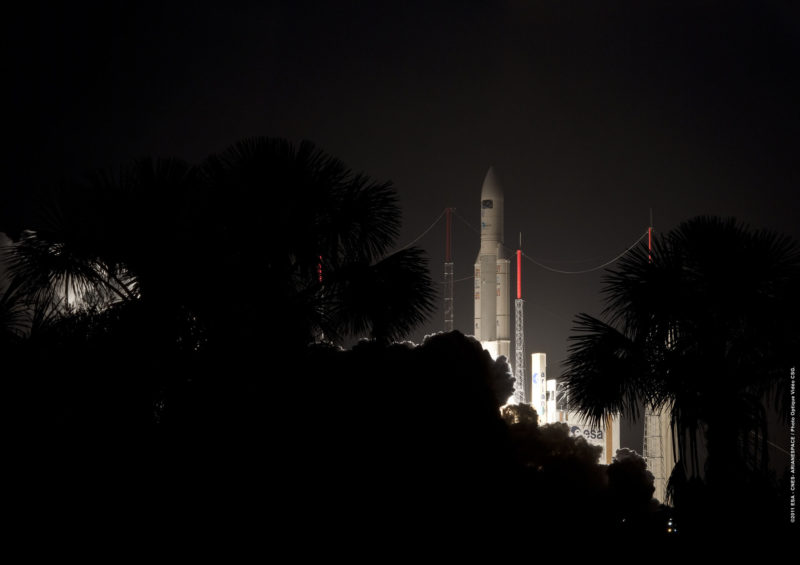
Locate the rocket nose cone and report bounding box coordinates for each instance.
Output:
[481,166,503,201]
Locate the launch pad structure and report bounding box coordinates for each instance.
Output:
[641,222,674,503]
[444,207,454,333]
[514,245,527,405]
[471,166,526,405]
[439,165,646,469]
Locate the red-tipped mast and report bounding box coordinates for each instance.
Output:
[516,233,523,299]
[513,234,525,405]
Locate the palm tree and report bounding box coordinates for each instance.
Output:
[2,137,435,423]
[0,278,27,343]
[2,157,197,312]
[195,136,435,347]
[562,216,800,499]
[5,138,435,344]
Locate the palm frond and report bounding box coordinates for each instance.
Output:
[324,247,436,343]
[332,174,400,264]
[562,313,648,427]
[0,280,30,339]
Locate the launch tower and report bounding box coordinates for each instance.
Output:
[514,242,527,404]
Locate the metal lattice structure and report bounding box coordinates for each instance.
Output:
[444,262,454,332]
[514,297,526,404]
[444,208,454,332]
[642,217,669,502]
[513,244,527,405]
[644,408,668,503]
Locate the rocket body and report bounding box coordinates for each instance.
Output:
[474,166,510,360]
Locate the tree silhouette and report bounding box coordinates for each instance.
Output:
[562,216,799,533]
[2,137,436,425]
[195,137,435,348]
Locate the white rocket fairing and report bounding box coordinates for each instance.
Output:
[474,166,510,360]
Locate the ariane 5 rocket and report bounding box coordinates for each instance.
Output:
[474,166,510,360]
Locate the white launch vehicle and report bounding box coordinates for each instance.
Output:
[472,167,620,465]
[473,166,511,361]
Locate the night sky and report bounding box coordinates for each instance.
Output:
[3,1,798,378]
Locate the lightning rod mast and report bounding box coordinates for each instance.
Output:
[643,209,667,502]
[514,233,527,405]
[444,207,454,332]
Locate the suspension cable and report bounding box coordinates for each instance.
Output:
[452,208,647,275]
[397,208,446,250]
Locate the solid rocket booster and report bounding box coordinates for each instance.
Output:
[474,166,510,360]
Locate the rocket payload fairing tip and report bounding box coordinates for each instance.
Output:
[479,165,504,253]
